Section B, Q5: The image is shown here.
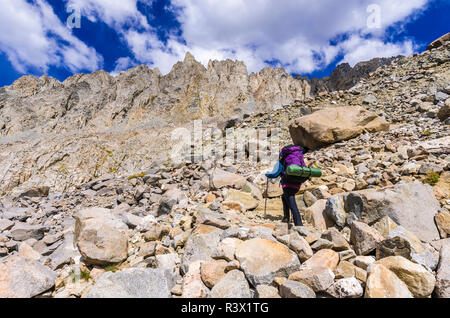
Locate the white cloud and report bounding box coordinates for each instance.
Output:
[0,0,102,74]
[66,0,151,30]
[340,35,415,67]
[164,0,429,74]
[0,0,431,78]
[110,57,137,76]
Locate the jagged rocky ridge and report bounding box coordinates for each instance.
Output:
[0,34,449,298]
[308,56,400,95]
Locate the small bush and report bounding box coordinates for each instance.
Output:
[80,270,91,281]
[424,172,440,186]
[127,172,147,180]
[105,265,119,272]
[421,130,431,136]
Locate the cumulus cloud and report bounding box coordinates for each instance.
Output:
[0,0,102,74]
[66,0,151,30]
[110,57,137,76]
[0,0,431,78]
[340,35,416,67]
[165,0,429,74]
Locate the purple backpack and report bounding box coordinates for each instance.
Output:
[281,145,306,168]
[280,145,307,184]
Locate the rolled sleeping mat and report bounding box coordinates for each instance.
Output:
[286,165,322,178]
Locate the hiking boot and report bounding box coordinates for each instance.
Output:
[282,217,289,223]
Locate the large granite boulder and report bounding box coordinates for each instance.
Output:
[0,256,57,298]
[289,106,389,150]
[181,225,223,275]
[85,268,178,298]
[235,238,301,286]
[74,208,129,265]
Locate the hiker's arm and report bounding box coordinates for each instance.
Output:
[265,161,283,179]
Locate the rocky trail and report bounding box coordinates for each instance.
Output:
[0,33,449,298]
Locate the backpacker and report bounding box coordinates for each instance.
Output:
[280,145,309,185]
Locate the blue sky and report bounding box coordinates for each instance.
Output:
[0,0,449,87]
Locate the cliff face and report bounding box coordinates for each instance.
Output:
[0,53,310,196]
[0,52,310,138]
[309,56,400,95]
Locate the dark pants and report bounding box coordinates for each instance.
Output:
[282,187,303,226]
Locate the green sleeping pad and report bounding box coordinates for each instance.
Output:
[286,165,322,178]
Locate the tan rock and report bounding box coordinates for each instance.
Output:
[76,222,128,265]
[224,189,259,211]
[279,232,313,262]
[334,261,367,283]
[205,193,216,203]
[304,199,330,231]
[211,169,246,190]
[255,198,284,220]
[289,267,335,292]
[435,211,450,239]
[301,249,339,271]
[289,106,389,150]
[182,261,210,298]
[365,263,413,298]
[235,238,301,286]
[350,221,384,255]
[255,285,281,298]
[212,238,242,262]
[375,256,436,298]
[435,243,450,298]
[433,171,450,201]
[200,260,228,289]
[321,228,351,251]
[209,270,251,298]
[372,216,398,238]
[18,243,41,261]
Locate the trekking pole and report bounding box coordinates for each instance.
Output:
[264,177,269,219]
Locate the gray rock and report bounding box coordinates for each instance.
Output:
[209,270,251,298]
[48,236,81,270]
[235,238,301,287]
[196,208,230,229]
[386,226,439,271]
[181,225,223,275]
[2,207,30,221]
[435,242,450,298]
[358,182,441,243]
[157,189,186,216]
[0,256,57,298]
[435,91,449,102]
[255,285,281,298]
[9,223,45,241]
[324,196,346,228]
[85,268,178,298]
[279,280,316,298]
[0,219,14,231]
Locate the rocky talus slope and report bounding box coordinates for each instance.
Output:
[0,35,449,298]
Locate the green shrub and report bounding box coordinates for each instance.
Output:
[128,172,147,180]
[80,270,91,281]
[424,172,440,186]
[104,265,119,272]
